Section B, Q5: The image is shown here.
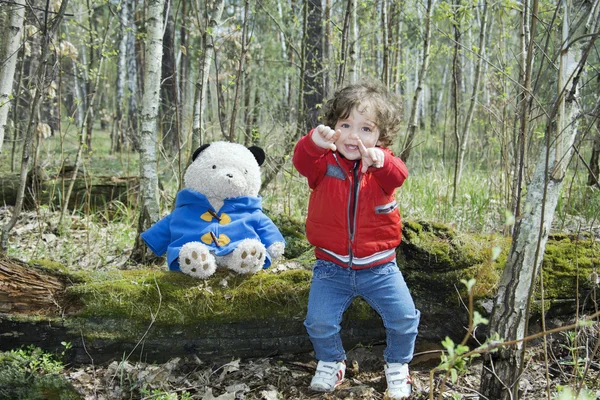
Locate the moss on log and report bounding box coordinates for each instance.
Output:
[0,220,598,365]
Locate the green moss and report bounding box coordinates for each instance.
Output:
[539,237,598,301]
[28,259,87,283]
[68,269,313,327]
[401,220,496,271]
[268,213,312,259]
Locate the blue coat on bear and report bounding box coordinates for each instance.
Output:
[141,189,285,271]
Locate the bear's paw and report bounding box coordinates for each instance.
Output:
[179,242,217,279]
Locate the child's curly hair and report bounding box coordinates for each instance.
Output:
[321,80,402,147]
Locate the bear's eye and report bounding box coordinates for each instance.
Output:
[212,165,217,169]
[244,169,248,174]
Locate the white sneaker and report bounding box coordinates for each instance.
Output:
[309,360,346,392]
[385,363,413,399]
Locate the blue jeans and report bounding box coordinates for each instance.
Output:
[304,259,420,364]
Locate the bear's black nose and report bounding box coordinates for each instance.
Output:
[226,173,233,178]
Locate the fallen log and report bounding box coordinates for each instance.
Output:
[0,172,138,211]
[0,220,598,366]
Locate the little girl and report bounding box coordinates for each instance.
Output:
[292,81,420,399]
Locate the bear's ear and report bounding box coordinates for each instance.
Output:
[192,144,211,161]
[248,146,265,166]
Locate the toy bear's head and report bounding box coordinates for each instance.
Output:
[184,141,266,202]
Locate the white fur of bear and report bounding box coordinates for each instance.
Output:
[177,142,284,278]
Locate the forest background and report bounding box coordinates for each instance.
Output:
[0,0,599,398]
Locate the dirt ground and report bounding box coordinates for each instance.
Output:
[62,338,600,400]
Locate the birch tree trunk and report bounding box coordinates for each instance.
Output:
[380,0,390,86]
[131,0,166,263]
[400,0,433,161]
[115,0,128,153]
[349,0,358,84]
[479,2,596,397]
[0,0,26,154]
[190,0,225,153]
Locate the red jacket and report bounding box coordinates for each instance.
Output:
[293,130,408,269]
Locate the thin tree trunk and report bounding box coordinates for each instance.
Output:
[380,0,389,86]
[323,0,332,93]
[349,0,358,84]
[451,0,462,203]
[479,3,596,397]
[229,0,250,142]
[511,0,537,221]
[400,0,433,161]
[131,0,166,264]
[303,0,323,131]
[126,0,139,150]
[1,0,69,250]
[190,0,225,153]
[337,0,352,86]
[456,0,488,183]
[590,128,600,187]
[0,0,25,154]
[115,0,128,153]
[161,0,179,155]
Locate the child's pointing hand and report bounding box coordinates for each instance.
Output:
[311,125,340,151]
[358,139,385,173]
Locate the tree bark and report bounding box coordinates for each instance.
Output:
[480,2,594,397]
[336,0,352,87]
[160,0,179,155]
[131,0,166,264]
[191,0,225,153]
[450,0,462,203]
[302,0,323,132]
[229,0,250,143]
[126,0,140,150]
[0,0,25,154]
[115,0,129,153]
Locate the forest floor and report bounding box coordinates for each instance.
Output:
[1,207,599,399]
[61,338,600,400]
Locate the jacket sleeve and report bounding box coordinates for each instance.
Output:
[255,214,286,249]
[369,148,409,194]
[140,214,172,256]
[292,130,329,189]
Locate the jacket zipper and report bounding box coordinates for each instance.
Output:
[348,162,361,268]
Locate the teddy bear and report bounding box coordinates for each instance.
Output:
[140,141,286,279]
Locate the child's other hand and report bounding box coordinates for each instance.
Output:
[358,139,385,173]
[311,125,339,151]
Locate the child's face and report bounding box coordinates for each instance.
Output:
[333,107,381,160]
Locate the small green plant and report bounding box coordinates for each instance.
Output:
[139,388,193,399]
[430,278,490,396]
[0,345,79,399]
[559,331,587,379]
